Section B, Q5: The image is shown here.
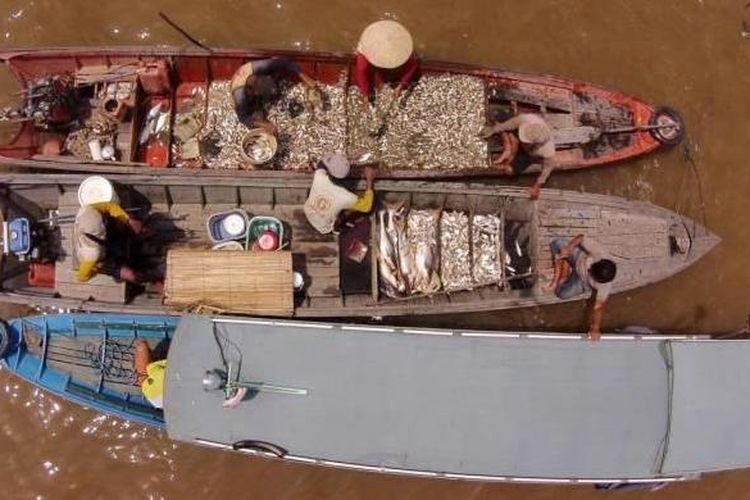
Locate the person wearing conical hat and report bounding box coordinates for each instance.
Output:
[481,113,558,200]
[354,20,420,99]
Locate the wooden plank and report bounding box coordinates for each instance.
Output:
[165,249,294,316]
[291,241,338,264]
[305,269,340,298]
[273,205,336,243]
[203,186,238,205]
[169,204,208,242]
[274,187,308,205]
[167,185,203,204]
[292,239,340,298]
[239,186,274,207]
[56,281,127,303]
[59,190,79,208]
[131,184,168,205]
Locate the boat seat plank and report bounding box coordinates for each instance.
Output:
[544,112,576,130]
[168,204,209,243]
[307,296,344,310]
[293,241,340,298]
[489,80,573,112]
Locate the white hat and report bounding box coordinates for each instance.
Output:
[518,121,556,159]
[78,176,117,206]
[322,153,350,179]
[357,20,414,69]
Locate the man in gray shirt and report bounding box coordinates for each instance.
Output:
[548,235,617,341]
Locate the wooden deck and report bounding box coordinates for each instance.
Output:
[535,203,670,289]
[54,182,342,309]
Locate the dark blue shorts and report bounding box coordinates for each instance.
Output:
[550,238,588,300]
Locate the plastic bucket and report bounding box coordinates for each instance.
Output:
[28,263,55,288]
[78,176,119,206]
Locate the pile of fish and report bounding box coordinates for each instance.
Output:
[348,74,488,170]
[198,81,251,169]
[266,74,348,169]
[378,203,441,297]
[378,203,530,298]
[440,211,473,291]
[472,215,503,285]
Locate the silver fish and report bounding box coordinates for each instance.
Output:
[392,205,417,293]
[408,209,441,295]
[377,208,405,297]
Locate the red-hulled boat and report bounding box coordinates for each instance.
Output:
[0,46,683,179]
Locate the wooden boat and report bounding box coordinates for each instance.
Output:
[0,312,177,427]
[6,312,750,485]
[0,46,683,179]
[0,172,718,318]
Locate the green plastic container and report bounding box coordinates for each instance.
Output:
[245,216,285,250]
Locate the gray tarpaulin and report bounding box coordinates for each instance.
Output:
[166,317,670,479]
[661,341,750,474]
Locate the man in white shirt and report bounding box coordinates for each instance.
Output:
[304,153,376,234]
[548,234,617,341]
[482,113,557,200]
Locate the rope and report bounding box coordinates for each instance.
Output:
[675,135,709,237]
[653,340,675,474]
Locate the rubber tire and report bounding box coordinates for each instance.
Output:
[649,106,684,147]
[232,440,288,458]
[0,323,10,359]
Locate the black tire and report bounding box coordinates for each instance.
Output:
[649,106,684,147]
[0,323,10,359]
[232,440,288,458]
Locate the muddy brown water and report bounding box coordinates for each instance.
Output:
[1,1,750,498]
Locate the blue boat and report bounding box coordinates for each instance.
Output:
[0,313,177,428]
[4,312,750,486]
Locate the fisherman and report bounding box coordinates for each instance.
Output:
[304,153,376,234]
[74,176,143,284]
[353,20,420,99]
[481,113,557,200]
[231,57,318,133]
[547,234,617,341]
[134,338,166,409]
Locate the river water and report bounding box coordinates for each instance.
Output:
[1,1,749,498]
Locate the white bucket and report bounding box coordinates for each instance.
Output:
[222,213,247,237]
[78,176,119,206]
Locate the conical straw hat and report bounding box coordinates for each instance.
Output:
[357,20,414,69]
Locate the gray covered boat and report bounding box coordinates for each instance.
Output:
[165,315,750,484]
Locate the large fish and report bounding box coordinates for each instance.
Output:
[414,242,441,294]
[377,207,405,297]
[391,203,417,293]
[408,208,441,295]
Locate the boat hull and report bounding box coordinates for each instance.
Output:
[0,313,177,427]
